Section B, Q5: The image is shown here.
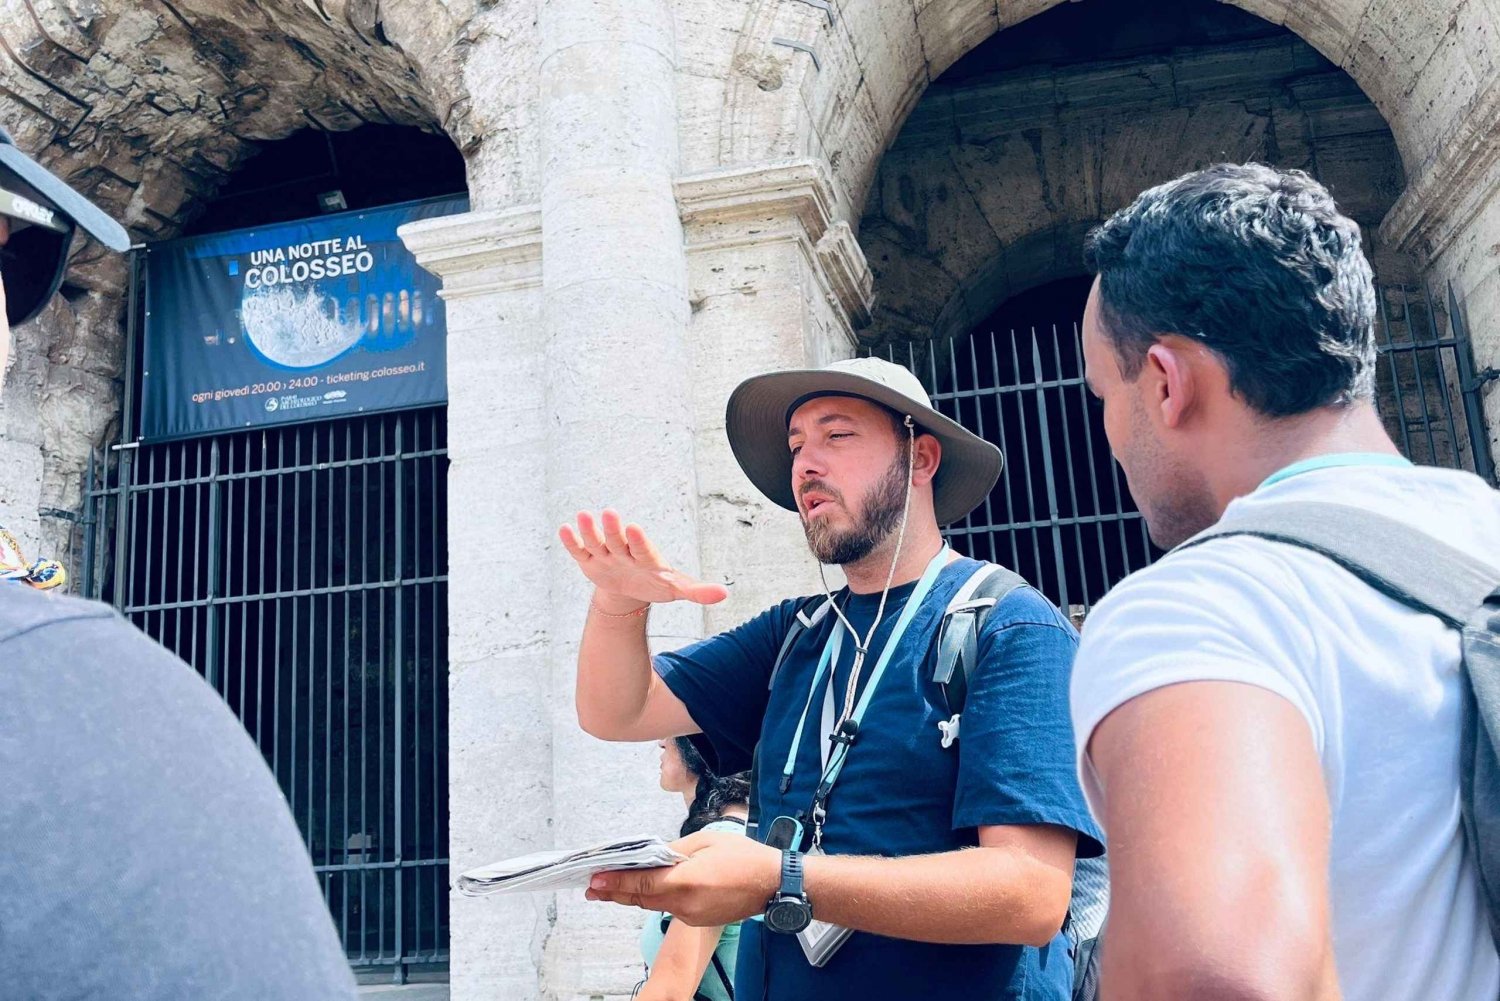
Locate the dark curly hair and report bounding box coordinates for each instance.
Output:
[673,736,751,838]
[1083,163,1377,418]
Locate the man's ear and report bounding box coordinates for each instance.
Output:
[1144,340,1197,430]
[912,433,941,486]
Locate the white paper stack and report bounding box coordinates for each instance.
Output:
[457,835,685,896]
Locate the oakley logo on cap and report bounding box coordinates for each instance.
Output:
[2,191,58,230]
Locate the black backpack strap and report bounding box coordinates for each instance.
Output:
[748,595,835,838]
[709,950,736,999]
[657,915,736,1000]
[932,563,1029,720]
[1177,501,1499,628]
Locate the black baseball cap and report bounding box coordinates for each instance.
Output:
[0,124,129,326]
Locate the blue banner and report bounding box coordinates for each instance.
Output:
[140,195,467,441]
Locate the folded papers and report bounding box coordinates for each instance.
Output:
[458,836,685,896]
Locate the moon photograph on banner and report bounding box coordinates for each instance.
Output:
[140,195,467,442]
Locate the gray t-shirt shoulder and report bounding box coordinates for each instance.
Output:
[0,587,357,1000]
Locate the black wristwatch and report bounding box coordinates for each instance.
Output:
[764,849,812,934]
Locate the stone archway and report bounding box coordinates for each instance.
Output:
[708,0,1481,225]
[860,0,1410,348]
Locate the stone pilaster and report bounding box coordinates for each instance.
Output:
[400,206,553,1001]
[676,157,876,632]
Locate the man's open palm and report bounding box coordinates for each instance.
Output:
[559,510,729,606]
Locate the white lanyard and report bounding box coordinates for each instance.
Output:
[777,546,950,832]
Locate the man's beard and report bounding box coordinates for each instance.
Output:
[801,451,910,566]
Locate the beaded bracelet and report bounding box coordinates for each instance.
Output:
[590,597,650,619]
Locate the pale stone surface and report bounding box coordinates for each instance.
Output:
[402,205,554,1001]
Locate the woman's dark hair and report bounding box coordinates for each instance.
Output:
[1083,163,1377,418]
[674,736,751,837]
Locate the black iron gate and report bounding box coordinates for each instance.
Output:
[79,407,450,981]
[877,282,1495,620]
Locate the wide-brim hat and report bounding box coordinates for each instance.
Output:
[726,357,1003,526]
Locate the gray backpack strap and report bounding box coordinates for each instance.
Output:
[1181,499,1500,955]
[932,562,1028,746]
[1178,501,1499,629]
[768,595,833,691]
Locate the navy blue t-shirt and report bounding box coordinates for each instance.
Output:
[654,556,1103,1001]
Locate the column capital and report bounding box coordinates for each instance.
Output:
[675,159,874,327]
[399,204,543,299]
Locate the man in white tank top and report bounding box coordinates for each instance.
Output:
[1070,163,1500,1000]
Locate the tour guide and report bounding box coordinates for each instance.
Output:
[564,358,1103,1000]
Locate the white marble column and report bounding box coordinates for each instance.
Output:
[401,206,553,1001]
[538,0,706,997]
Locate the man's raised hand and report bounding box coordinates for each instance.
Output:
[559,510,729,609]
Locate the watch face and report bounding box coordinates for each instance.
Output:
[765,896,812,935]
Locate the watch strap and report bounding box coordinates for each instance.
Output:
[780,849,805,898]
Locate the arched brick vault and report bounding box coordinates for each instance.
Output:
[0,0,505,560]
[702,0,1493,232]
[858,20,1410,346]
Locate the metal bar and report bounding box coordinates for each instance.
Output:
[931,376,1091,402]
[377,417,390,965]
[118,574,450,615]
[1028,331,1071,609]
[944,510,1148,536]
[965,333,1000,563]
[111,250,144,610]
[1007,332,1047,587]
[1397,285,1440,462]
[119,249,142,447]
[1375,338,1463,354]
[1377,286,1416,459]
[112,446,135,613]
[342,418,354,958]
[986,332,1023,572]
[392,416,406,981]
[206,439,222,693]
[171,447,185,659]
[82,450,97,597]
[186,443,201,670]
[90,444,449,492]
[1450,281,1496,484]
[1050,324,1091,613]
[430,412,443,957]
[1416,284,1463,469]
[325,422,335,879]
[240,433,253,721]
[273,430,287,784]
[313,858,451,874]
[143,447,159,635]
[359,417,371,963]
[295,430,311,860]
